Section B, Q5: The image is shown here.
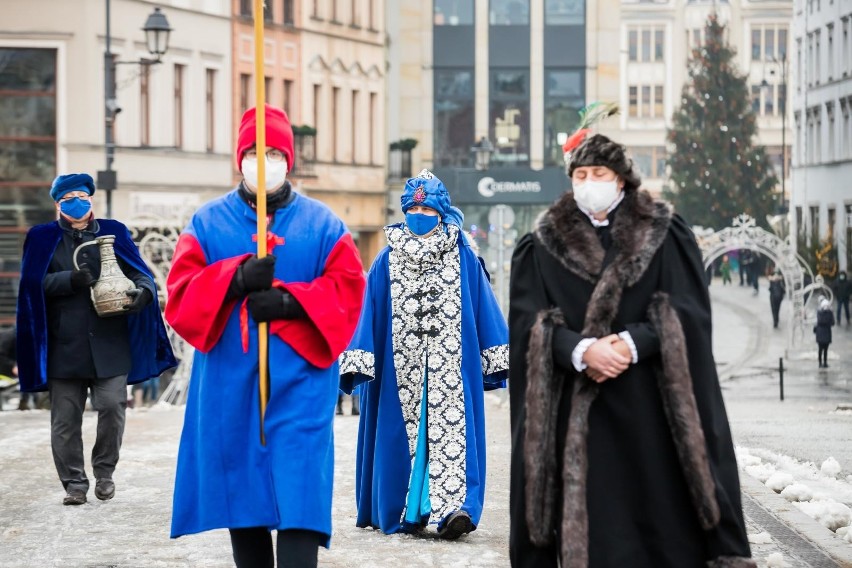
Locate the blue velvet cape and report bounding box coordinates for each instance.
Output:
[16,219,177,392]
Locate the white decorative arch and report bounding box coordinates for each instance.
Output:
[128,214,193,405]
[696,214,832,351]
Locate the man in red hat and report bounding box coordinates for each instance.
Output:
[166,104,365,568]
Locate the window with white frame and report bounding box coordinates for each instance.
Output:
[794,111,802,165]
[841,98,851,159]
[628,84,665,118]
[807,33,814,86]
[827,101,835,160]
[751,24,788,61]
[627,25,665,62]
[815,29,821,84]
[843,17,849,77]
[629,146,667,179]
[828,24,834,80]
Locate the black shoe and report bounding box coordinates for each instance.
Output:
[63,489,87,506]
[95,478,115,501]
[438,510,473,540]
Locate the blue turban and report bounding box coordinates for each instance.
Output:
[50,173,96,202]
[401,169,464,228]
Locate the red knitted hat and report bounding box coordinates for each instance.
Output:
[235,104,294,172]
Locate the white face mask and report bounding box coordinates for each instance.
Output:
[572,179,621,213]
[241,156,288,192]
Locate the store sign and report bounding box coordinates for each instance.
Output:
[477,177,542,198]
[434,166,568,205]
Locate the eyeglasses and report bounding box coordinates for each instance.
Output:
[244,148,286,163]
[58,194,92,203]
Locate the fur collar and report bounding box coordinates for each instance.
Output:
[534,190,672,339]
[534,189,672,287]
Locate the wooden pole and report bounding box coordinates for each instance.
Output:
[253,0,269,445]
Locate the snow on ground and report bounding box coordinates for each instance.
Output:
[737,446,852,543]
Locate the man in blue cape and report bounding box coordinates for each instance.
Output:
[340,169,509,539]
[17,173,176,505]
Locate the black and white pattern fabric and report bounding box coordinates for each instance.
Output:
[385,222,466,523]
[480,344,509,376]
[338,349,375,379]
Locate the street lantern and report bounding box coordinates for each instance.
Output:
[143,7,172,61]
[471,136,495,171]
[99,2,174,218]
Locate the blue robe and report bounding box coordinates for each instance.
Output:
[16,219,176,392]
[166,190,364,543]
[340,226,508,534]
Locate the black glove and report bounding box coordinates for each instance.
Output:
[69,268,95,292]
[123,288,153,313]
[247,288,306,322]
[229,255,277,299]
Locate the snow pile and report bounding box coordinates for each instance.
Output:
[780,483,813,503]
[747,531,772,544]
[737,446,852,541]
[765,472,794,493]
[764,552,789,567]
[793,500,852,531]
[821,457,842,478]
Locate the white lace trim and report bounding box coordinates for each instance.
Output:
[480,344,509,377]
[386,224,466,523]
[339,349,375,379]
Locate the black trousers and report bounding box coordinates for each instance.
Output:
[770,297,783,327]
[818,343,829,366]
[229,527,322,568]
[49,374,127,492]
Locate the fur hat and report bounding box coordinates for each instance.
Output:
[50,173,95,202]
[236,104,294,172]
[567,134,643,193]
[401,169,464,227]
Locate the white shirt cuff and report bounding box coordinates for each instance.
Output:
[571,337,598,372]
[618,331,639,364]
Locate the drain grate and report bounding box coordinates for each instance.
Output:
[743,493,842,567]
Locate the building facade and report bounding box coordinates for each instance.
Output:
[0,0,234,324]
[790,0,852,273]
[614,0,793,199]
[298,0,387,264]
[387,0,602,311]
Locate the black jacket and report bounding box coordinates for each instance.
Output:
[833,278,851,301]
[814,309,835,345]
[43,218,154,379]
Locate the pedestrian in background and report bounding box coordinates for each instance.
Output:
[509,125,752,567]
[768,270,786,329]
[340,169,509,539]
[720,255,732,285]
[814,297,835,368]
[833,271,850,326]
[166,104,365,568]
[16,173,175,506]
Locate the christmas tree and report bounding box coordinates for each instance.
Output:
[664,13,778,230]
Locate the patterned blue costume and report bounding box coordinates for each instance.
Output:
[340,170,508,536]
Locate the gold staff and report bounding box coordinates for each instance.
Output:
[253,0,269,445]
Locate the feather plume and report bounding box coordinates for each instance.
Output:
[562,102,620,156]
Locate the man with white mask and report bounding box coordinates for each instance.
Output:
[166,103,366,567]
[508,116,753,567]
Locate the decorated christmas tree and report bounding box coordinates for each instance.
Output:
[665,13,778,230]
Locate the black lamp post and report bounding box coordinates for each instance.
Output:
[99,3,173,218]
[471,136,495,171]
[761,52,788,214]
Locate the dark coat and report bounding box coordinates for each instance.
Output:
[768,276,785,301]
[508,190,752,568]
[814,309,835,344]
[0,326,15,377]
[833,278,851,301]
[40,218,155,379]
[16,218,176,391]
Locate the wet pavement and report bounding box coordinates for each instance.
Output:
[0,279,850,567]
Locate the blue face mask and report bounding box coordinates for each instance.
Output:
[59,197,92,220]
[405,212,440,236]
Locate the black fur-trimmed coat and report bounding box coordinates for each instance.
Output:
[508,190,753,568]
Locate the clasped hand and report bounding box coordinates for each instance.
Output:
[582,334,631,383]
